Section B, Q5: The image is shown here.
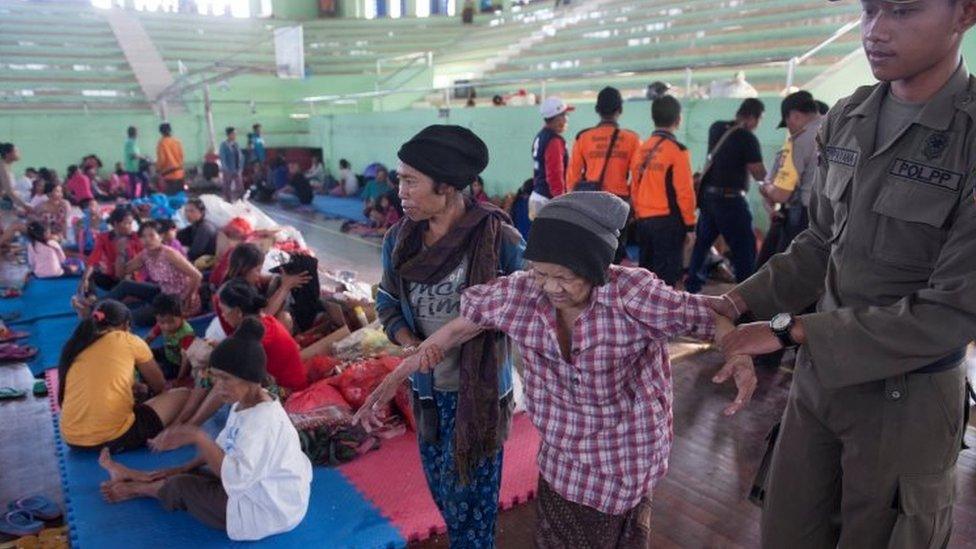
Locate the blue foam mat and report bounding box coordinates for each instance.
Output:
[26,315,82,376]
[0,277,81,324]
[52,414,405,549]
[311,196,368,223]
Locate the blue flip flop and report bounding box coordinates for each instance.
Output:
[8,495,61,521]
[0,510,43,537]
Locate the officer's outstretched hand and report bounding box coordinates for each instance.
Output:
[712,354,757,416]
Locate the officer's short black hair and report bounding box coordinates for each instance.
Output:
[159,123,172,136]
[127,126,137,138]
[736,98,766,120]
[0,143,13,158]
[339,159,351,169]
[652,95,682,128]
[225,127,235,136]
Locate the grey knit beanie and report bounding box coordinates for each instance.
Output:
[524,192,629,285]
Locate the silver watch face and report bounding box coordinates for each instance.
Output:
[771,313,791,331]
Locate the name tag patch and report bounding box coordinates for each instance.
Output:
[825,146,858,167]
[889,159,962,191]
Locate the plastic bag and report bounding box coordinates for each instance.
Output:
[327,357,400,409]
[285,378,351,415]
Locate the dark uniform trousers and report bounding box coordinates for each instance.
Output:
[737,62,976,548]
[760,351,964,548]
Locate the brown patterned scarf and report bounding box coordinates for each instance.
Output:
[392,198,506,482]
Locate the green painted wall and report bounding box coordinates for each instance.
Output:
[272,0,319,20]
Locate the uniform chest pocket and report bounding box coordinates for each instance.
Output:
[871,179,957,270]
[824,165,854,243]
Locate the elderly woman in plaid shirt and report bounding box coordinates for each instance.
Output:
[358,191,755,547]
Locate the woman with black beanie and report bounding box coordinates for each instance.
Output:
[374,124,526,546]
[98,316,312,541]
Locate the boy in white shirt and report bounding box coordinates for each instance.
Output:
[98,317,312,541]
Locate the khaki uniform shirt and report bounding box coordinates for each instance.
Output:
[737,62,976,388]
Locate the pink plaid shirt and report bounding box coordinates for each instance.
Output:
[461,265,715,514]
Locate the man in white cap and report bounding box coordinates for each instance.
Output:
[529,97,574,219]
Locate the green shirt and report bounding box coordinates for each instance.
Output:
[154,320,195,365]
[124,138,141,173]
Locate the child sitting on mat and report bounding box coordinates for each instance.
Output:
[98,317,312,541]
[144,294,195,380]
[26,221,80,278]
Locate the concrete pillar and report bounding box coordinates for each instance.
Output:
[404,0,417,17]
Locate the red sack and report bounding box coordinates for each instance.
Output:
[327,358,398,410]
[285,378,351,415]
[304,355,341,384]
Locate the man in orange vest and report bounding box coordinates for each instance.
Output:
[629,95,697,286]
[156,122,185,196]
[567,86,641,263]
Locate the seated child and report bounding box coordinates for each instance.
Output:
[98,317,313,541]
[157,218,187,257]
[74,198,106,256]
[145,294,196,380]
[365,193,401,232]
[26,220,80,278]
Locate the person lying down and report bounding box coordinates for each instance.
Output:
[98,317,312,542]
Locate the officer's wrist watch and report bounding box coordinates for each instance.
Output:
[769,313,799,349]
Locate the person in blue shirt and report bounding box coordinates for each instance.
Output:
[218,127,244,202]
[251,124,266,165]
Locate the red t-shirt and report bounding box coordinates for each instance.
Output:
[86,231,143,279]
[257,315,307,391]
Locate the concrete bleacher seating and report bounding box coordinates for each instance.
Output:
[470,0,861,98]
[0,2,148,111]
[0,0,863,113]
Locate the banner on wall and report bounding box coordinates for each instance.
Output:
[319,0,338,16]
[274,25,305,79]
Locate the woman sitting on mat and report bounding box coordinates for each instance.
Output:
[99,221,203,327]
[59,300,191,453]
[176,280,307,426]
[213,242,311,334]
[98,317,312,541]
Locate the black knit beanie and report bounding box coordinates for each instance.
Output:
[397,125,489,189]
[524,192,629,285]
[210,316,267,383]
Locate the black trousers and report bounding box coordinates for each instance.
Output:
[635,216,686,287]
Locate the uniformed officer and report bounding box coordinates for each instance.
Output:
[716,0,976,546]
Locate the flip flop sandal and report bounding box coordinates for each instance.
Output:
[0,387,26,400]
[8,496,61,522]
[32,381,47,398]
[0,345,37,363]
[0,510,43,537]
[0,330,29,343]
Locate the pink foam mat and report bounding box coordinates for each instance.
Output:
[45,368,60,413]
[339,412,541,543]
